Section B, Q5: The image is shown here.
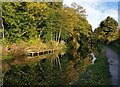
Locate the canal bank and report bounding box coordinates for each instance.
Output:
[73,50,110,86]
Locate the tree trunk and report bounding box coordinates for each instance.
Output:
[57,27,61,44]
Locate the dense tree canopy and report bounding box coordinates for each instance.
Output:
[2,2,92,56]
[94,16,118,43]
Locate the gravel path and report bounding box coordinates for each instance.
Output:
[104,46,120,86]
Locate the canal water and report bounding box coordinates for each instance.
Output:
[3,48,93,85]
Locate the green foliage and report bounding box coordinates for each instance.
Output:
[2,2,92,55]
[94,16,118,44]
[2,2,50,43]
[2,3,34,42]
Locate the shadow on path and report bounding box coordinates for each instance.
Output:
[104,46,120,86]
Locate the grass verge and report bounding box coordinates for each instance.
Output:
[73,51,110,86]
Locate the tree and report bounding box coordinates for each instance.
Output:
[94,16,118,43]
[2,2,49,43]
[63,4,92,58]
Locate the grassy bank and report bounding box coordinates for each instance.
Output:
[73,50,110,86]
